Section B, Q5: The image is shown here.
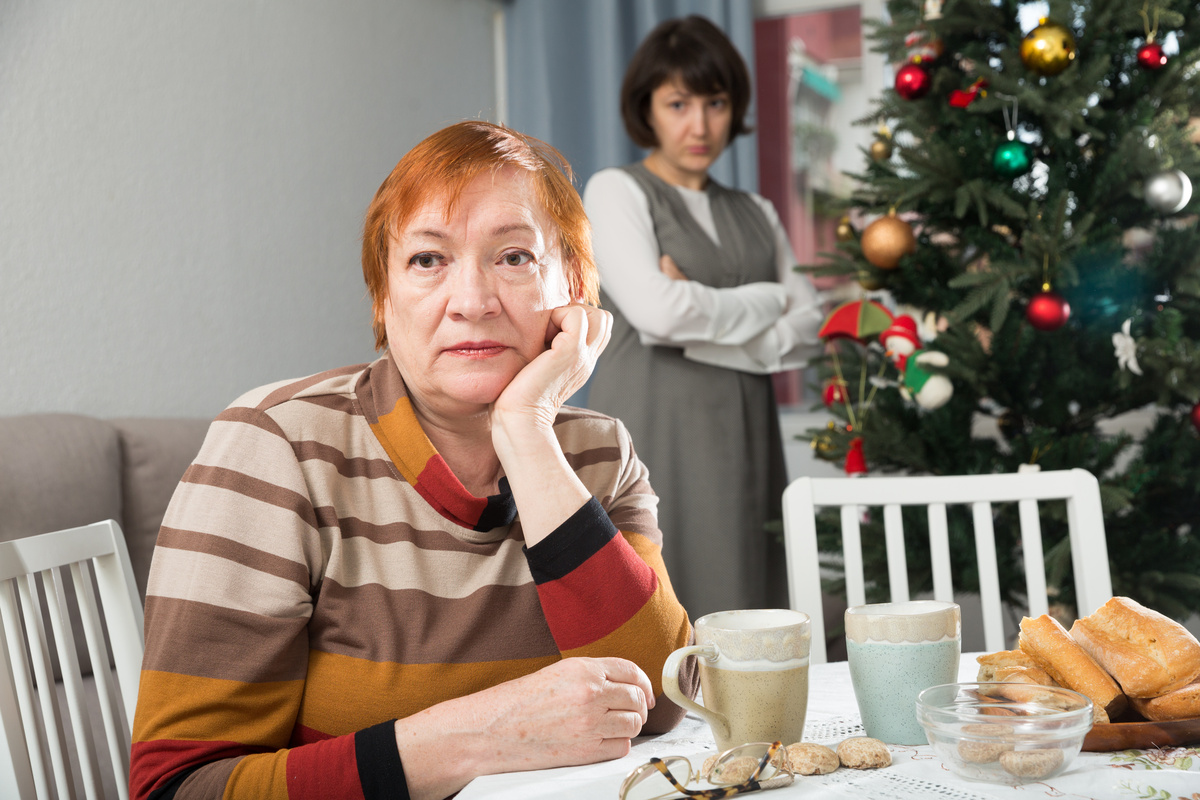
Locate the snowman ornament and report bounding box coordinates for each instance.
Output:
[879,315,954,410]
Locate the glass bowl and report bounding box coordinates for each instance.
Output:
[916,682,1094,785]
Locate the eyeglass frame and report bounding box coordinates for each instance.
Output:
[618,740,795,800]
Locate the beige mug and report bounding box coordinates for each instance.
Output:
[662,609,811,751]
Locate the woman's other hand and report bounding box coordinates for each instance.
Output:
[394,656,653,800]
[659,254,688,281]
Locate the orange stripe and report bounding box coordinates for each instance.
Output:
[225,751,292,800]
[133,670,302,746]
[297,650,560,732]
[370,395,434,485]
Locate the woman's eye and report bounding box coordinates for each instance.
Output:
[410,253,442,269]
[502,251,533,267]
[710,97,728,110]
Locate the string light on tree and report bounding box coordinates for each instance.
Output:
[1021,18,1077,76]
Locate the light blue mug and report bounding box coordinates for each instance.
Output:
[846,600,961,745]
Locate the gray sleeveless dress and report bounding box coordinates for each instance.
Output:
[588,163,789,619]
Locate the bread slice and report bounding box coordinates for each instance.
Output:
[1070,596,1200,699]
[976,650,1055,685]
[1130,682,1200,721]
[1018,614,1127,718]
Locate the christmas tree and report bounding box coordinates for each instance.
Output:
[804,0,1200,622]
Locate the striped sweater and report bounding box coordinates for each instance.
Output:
[130,352,694,800]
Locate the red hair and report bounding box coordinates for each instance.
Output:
[362,121,599,350]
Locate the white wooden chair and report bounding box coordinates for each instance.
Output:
[0,520,144,800]
[782,468,1113,663]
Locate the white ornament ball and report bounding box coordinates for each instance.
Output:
[1144,169,1193,214]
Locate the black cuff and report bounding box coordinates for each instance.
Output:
[356,720,409,800]
[524,496,617,584]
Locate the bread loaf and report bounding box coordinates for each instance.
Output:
[1018,614,1127,718]
[1070,596,1200,699]
[1129,682,1200,721]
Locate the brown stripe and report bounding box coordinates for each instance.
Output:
[297,650,559,732]
[256,365,365,411]
[176,758,243,800]
[309,581,558,664]
[331,514,521,552]
[215,404,286,431]
[292,439,397,479]
[182,464,319,530]
[564,445,621,471]
[294,392,359,415]
[143,596,310,682]
[156,528,311,587]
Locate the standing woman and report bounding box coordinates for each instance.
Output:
[585,15,823,618]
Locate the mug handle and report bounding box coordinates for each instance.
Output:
[662,644,728,744]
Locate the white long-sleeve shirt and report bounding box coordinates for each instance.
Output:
[583,167,824,374]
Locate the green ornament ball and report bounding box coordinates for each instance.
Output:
[992,140,1033,178]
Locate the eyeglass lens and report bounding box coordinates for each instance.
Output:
[620,755,695,800]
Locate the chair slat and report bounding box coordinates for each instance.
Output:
[971,502,1004,653]
[927,503,953,603]
[882,504,909,602]
[73,561,131,800]
[18,573,75,798]
[841,505,866,608]
[1018,499,1049,619]
[0,581,43,799]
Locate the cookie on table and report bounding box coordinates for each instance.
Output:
[837,737,891,769]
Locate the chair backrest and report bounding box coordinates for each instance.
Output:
[0,520,144,800]
[782,468,1113,664]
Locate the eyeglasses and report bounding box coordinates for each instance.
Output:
[618,741,795,800]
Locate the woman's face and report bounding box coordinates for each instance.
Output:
[646,77,733,186]
[383,168,571,420]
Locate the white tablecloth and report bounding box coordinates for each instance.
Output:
[457,654,1200,800]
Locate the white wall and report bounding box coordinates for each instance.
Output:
[1,0,499,418]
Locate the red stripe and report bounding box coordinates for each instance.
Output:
[130,739,259,800]
[536,535,658,650]
[286,734,365,800]
[417,455,488,527]
[290,723,335,746]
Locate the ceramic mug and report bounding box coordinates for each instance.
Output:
[662,609,811,751]
[845,600,961,745]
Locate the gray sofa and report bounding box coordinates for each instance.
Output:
[0,414,211,601]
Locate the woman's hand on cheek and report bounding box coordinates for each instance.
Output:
[493,304,612,428]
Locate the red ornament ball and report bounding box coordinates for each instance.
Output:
[1137,42,1168,70]
[823,381,848,407]
[1191,402,1200,433]
[895,63,932,100]
[1026,290,1071,331]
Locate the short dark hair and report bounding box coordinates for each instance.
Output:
[619,15,754,150]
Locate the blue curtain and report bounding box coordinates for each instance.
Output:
[502,0,759,194]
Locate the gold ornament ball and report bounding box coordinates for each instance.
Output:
[869,137,893,161]
[835,216,855,242]
[860,212,916,270]
[1020,19,1076,76]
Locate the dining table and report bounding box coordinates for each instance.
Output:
[456,653,1200,800]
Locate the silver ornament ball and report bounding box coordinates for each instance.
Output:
[1144,169,1193,214]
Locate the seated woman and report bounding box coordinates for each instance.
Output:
[130,121,695,800]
